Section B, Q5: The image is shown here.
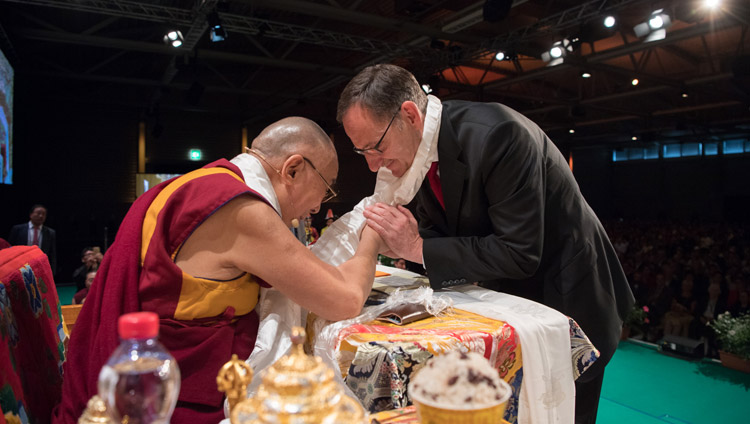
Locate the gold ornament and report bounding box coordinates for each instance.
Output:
[227,326,366,424]
[77,395,111,424]
[217,354,255,414]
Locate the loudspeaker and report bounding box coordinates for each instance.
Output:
[658,335,704,359]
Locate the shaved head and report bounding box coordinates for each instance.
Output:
[251,117,336,167]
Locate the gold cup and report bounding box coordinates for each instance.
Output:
[410,379,511,424]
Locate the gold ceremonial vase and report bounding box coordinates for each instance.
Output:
[221,327,366,424]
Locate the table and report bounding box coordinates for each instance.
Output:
[309,268,599,424]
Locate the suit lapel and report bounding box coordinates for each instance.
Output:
[437,111,466,234]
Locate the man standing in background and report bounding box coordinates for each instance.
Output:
[8,204,57,275]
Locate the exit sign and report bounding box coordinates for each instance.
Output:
[189,149,202,160]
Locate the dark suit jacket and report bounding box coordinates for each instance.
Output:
[8,223,57,275]
[416,101,634,377]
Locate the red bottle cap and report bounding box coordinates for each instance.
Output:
[118,312,159,339]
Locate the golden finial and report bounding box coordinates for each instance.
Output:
[217,354,254,414]
[77,395,111,424]
[228,326,367,424]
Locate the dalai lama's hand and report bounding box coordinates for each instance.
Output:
[363,203,423,264]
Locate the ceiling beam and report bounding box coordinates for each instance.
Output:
[13,28,356,75]
[233,0,482,44]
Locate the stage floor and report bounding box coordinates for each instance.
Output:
[600,340,750,423]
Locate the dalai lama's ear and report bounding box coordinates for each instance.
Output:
[279,154,305,184]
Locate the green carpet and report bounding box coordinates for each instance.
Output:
[600,340,750,423]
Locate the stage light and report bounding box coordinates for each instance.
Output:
[163,30,184,48]
[577,15,618,44]
[682,92,689,98]
[704,0,721,9]
[421,84,433,94]
[495,51,506,61]
[649,14,665,30]
[189,149,202,161]
[632,78,640,86]
[634,9,672,42]
[207,11,227,42]
[581,72,592,78]
[542,39,575,65]
[569,129,575,134]
[632,136,639,141]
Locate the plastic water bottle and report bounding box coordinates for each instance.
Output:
[98,312,181,424]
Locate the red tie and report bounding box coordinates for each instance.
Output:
[32,227,39,246]
[427,162,445,210]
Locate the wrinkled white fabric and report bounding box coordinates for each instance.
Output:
[227,96,575,424]
[227,153,306,408]
[442,286,575,424]
[309,95,443,265]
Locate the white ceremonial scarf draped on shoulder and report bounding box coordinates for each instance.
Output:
[228,96,576,424]
[227,153,307,401]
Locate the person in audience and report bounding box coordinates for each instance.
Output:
[71,247,103,291]
[730,290,749,317]
[303,215,319,245]
[321,216,336,236]
[7,204,57,275]
[663,273,697,338]
[0,237,9,250]
[53,117,385,424]
[645,272,673,342]
[72,270,96,305]
[697,281,728,357]
[337,63,634,424]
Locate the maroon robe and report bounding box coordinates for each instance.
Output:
[53,160,271,424]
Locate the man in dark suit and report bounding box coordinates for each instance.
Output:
[337,64,634,424]
[8,204,57,275]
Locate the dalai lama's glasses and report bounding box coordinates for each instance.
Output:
[352,109,399,156]
[247,148,338,203]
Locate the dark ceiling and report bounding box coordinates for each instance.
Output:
[0,0,748,150]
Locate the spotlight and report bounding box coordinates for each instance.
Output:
[581,71,592,78]
[704,0,721,9]
[632,78,640,86]
[541,39,574,65]
[634,9,672,42]
[207,11,227,42]
[495,51,506,61]
[569,129,575,134]
[632,136,639,141]
[578,15,618,43]
[682,92,689,98]
[163,30,184,48]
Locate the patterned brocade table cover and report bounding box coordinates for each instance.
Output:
[312,307,597,424]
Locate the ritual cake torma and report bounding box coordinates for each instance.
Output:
[219,327,367,424]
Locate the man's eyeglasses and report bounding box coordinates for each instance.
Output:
[247,148,338,203]
[352,109,399,156]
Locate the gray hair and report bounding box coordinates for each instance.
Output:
[336,64,428,123]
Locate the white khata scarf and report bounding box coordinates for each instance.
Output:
[229,95,576,424]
